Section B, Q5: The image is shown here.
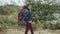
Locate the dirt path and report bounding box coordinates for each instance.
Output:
[5,29,60,34]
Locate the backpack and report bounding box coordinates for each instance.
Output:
[18,8,26,26]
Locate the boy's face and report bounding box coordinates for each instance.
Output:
[28,5,32,10]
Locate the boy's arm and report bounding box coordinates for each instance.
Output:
[23,9,32,23]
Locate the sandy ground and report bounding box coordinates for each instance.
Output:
[0,29,60,34]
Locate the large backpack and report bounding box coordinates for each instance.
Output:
[18,8,26,26]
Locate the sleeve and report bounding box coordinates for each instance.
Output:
[23,9,29,21]
[27,12,32,21]
[23,9,29,17]
[23,9,32,21]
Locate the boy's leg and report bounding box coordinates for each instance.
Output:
[25,24,29,34]
[29,23,34,34]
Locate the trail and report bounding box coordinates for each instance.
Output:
[5,29,60,34]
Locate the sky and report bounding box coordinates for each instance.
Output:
[0,0,60,6]
[0,0,25,6]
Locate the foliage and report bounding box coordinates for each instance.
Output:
[25,0,60,29]
[0,4,20,30]
[0,0,60,30]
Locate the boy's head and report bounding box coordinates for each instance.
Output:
[25,4,32,10]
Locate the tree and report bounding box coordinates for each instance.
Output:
[25,0,60,29]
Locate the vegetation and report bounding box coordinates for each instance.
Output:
[26,0,60,30]
[0,0,60,31]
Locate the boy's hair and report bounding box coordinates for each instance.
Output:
[24,4,31,10]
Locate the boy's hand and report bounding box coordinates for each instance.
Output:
[29,20,32,23]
